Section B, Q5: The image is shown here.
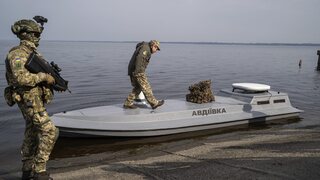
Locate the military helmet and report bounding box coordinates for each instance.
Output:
[11,19,42,36]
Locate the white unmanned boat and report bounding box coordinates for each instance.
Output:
[51,83,302,137]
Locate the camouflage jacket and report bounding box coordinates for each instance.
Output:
[128,42,152,76]
[5,40,53,106]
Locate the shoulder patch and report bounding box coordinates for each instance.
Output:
[14,60,21,68]
[14,59,22,68]
[143,50,147,56]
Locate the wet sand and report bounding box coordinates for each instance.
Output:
[2,122,320,180]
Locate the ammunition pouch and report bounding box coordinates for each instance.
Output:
[4,86,15,106]
[42,86,54,104]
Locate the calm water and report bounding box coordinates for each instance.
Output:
[0,40,319,173]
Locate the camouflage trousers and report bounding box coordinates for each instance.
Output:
[124,73,159,106]
[17,94,58,173]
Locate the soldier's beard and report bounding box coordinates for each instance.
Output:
[19,33,40,47]
[30,36,40,47]
[33,38,40,47]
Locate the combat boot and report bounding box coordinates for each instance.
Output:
[152,100,165,109]
[22,170,32,180]
[33,171,53,180]
[123,104,138,109]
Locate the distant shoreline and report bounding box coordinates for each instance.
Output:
[162,42,320,47]
[1,39,320,46]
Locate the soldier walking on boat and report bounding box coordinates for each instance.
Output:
[124,40,164,109]
[4,16,59,180]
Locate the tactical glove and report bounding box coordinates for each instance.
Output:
[39,72,55,85]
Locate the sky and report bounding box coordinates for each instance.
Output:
[0,0,320,43]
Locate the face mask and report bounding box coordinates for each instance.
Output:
[31,32,41,47]
[22,32,41,47]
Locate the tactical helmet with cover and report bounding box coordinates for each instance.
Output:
[11,17,45,46]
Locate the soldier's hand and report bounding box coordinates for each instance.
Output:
[39,72,54,84]
[45,74,55,85]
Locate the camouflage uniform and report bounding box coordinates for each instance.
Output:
[125,41,160,107]
[5,40,58,173]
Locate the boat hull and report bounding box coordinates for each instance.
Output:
[57,113,301,137]
[51,90,302,137]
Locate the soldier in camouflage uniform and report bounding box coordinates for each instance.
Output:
[4,18,58,180]
[124,40,165,109]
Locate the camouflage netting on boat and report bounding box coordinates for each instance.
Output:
[186,80,215,104]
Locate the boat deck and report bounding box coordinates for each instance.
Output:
[56,96,246,117]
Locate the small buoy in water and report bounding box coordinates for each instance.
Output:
[299,59,302,68]
[317,50,320,71]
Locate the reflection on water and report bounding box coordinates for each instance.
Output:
[51,117,301,159]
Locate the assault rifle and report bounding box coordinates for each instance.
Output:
[25,51,70,92]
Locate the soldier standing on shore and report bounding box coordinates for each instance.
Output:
[4,17,58,180]
[124,40,164,109]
